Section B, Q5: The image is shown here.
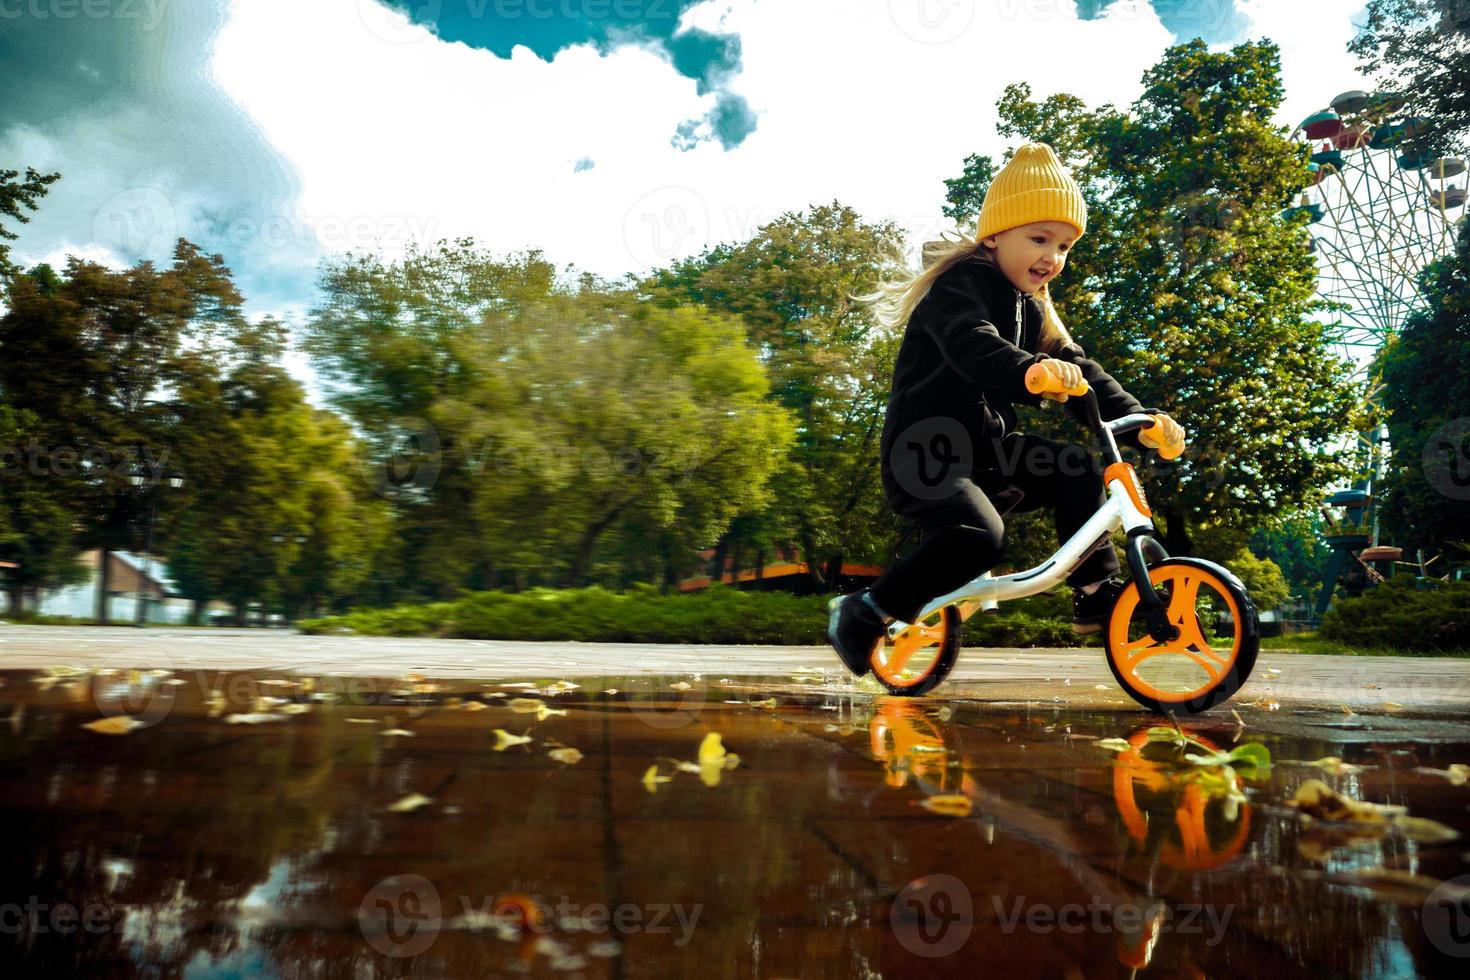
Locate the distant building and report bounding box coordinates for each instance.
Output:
[4,550,229,624]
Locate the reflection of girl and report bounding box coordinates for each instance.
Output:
[829,143,1184,676]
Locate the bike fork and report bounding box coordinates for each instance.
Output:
[1126,530,1180,644]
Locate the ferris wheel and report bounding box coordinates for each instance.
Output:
[1287,89,1466,372]
[1283,90,1466,617]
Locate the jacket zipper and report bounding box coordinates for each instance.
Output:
[990,290,1025,440]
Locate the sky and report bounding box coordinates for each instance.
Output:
[0,0,1377,400]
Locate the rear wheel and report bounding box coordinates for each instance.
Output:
[1104,557,1258,714]
[870,605,962,697]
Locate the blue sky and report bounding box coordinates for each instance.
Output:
[1,0,1372,397]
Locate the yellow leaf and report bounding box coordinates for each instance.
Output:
[493,729,532,751]
[380,728,415,737]
[1397,816,1460,844]
[82,716,144,735]
[670,681,692,691]
[387,793,432,813]
[536,704,567,721]
[225,713,286,725]
[641,765,672,793]
[549,748,584,765]
[921,795,974,817]
[697,732,726,765]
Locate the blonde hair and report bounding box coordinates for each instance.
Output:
[854,228,1078,356]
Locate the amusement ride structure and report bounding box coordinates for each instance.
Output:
[1284,90,1466,617]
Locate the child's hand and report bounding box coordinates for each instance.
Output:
[1139,413,1186,459]
[1024,359,1088,401]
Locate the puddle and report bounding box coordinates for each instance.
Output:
[2,666,1470,977]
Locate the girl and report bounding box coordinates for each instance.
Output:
[828,142,1185,677]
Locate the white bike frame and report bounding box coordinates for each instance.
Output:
[883,412,1163,641]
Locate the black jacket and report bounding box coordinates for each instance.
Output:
[881,255,1148,483]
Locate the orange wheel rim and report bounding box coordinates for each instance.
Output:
[1107,566,1243,703]
[871,610,949,687]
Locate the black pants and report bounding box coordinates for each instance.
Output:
[868,431,1119,623]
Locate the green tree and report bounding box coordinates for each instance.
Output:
[0,167,59,283]
[1374,217,1470,566]
[636,202,910,590]
[1350,0,1470,154]
[981,42,1367,557]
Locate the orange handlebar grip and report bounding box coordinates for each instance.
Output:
[1140,418,1186,460]
[1025,362,1090,398]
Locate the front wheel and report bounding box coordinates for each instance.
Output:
[1104,557,1259,714]
[870,605,962,697]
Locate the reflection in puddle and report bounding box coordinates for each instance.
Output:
[1,666,1469,977]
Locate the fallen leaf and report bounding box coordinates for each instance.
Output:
[508,697,545,713]
[387,793,433,813]
[493,729,532,751]
[345,717,376,724]
[460,701,488,712]
[83,716,144,735]
[642,765,672,792]
[920,795,973,817]
[536,704,567,721]
[698,732,727,766]
[225,713,286,725]
[670,681,692,691]
[380,728,415,738]
[1398,816,1460,844]
[1288,779,1406,824]
[280,703,311,715]
[549,747,583,764]
[1096,737,1133,752]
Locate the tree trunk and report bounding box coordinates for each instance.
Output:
[189,598,203,626]
[824,552,844,592]
[1160,506,1192,557]
[564,505,625,587]
[709,531,730,582]
[96,547,111,624]
[6,580,21,618]
[799,525,824,590]
[754,548,765,587]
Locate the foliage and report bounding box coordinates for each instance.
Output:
[305,240,795,597]
[1374,218,1470,565]
[1319,576,1470,650]
[299,583,1101,647]
[634,203,910,588]
[1248,506,1330,599]
[1350,0,1470,154]
[0,167,60,282]
[1222,547,1290,612]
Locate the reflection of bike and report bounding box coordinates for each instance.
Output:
[865,707,1254,972]
[865,381,1259,715]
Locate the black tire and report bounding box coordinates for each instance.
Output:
[871,605,963,697]
[1103,557,1259,715]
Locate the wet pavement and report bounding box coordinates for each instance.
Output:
[3,650,1470,978]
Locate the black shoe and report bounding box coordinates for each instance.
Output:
[1071,578,1128,635]
[826,590,888,677]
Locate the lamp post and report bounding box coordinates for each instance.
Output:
[129,469,185,626]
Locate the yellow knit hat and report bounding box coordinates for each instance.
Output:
[976,142,1088,241]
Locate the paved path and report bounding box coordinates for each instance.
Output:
[3,624,1468,711]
